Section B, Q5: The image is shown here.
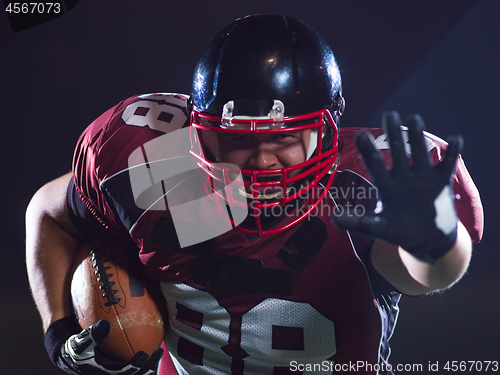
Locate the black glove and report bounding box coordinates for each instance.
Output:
[335,111,462,263]
[44,317,163,375]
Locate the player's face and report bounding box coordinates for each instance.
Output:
[203,129,312,196]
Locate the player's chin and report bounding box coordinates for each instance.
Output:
[237,168,308,202]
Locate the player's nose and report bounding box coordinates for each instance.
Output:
[248,145,279,170]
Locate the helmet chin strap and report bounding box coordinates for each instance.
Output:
[238,186,295,200]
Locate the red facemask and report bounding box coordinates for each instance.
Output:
[190,107,339,237]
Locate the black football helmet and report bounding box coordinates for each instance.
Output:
[189,14,344,236]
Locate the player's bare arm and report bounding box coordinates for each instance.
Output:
[370,223,471,296]
[336,111,471,295]
[26,173,163,374]
[25,172,84,332]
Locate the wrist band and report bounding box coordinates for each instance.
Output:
[408,225,458,264]
[44,316,81,366]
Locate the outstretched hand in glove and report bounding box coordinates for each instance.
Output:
[335,111,462,263]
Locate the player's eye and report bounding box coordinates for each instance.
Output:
[229,135,254,144]
[273,132,300,142]
[275,134,293,139]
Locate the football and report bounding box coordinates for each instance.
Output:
[70,237,165,362]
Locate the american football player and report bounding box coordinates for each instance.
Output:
[26,14,483,375]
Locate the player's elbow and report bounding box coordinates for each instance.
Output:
[26,182,52,239]
[401,222,473,294]
[432,222,472,289]
[26,173,83,239]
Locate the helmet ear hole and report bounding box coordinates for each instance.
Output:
[332,93,345,117]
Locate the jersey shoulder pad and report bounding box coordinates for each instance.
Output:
[72,93,190,234]
[337,127,444,179]
[75,93,190,177]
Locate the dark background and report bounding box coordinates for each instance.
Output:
[1,1,498,373]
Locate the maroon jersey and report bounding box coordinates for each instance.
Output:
[71,93,483,375]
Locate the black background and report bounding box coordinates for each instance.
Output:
[1,1,498,373]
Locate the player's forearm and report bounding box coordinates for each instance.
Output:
[25,174,83,332]
[26,213,79,331]
[399,221,472,292]
[371,221,472,295]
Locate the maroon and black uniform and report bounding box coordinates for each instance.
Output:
[68,93,483,375]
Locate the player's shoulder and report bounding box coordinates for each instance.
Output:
[75,92,191,183]
[110,92,190,132]
[80,92,189,142]
[339,126,446,151]
[338,126,447,176]
[119,92,189,111]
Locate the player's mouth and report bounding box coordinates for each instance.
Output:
[239,175,291,200]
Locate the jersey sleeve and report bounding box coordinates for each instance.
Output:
[71,93,190,238]
[451,154,483,244]
[66,176,110,235]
